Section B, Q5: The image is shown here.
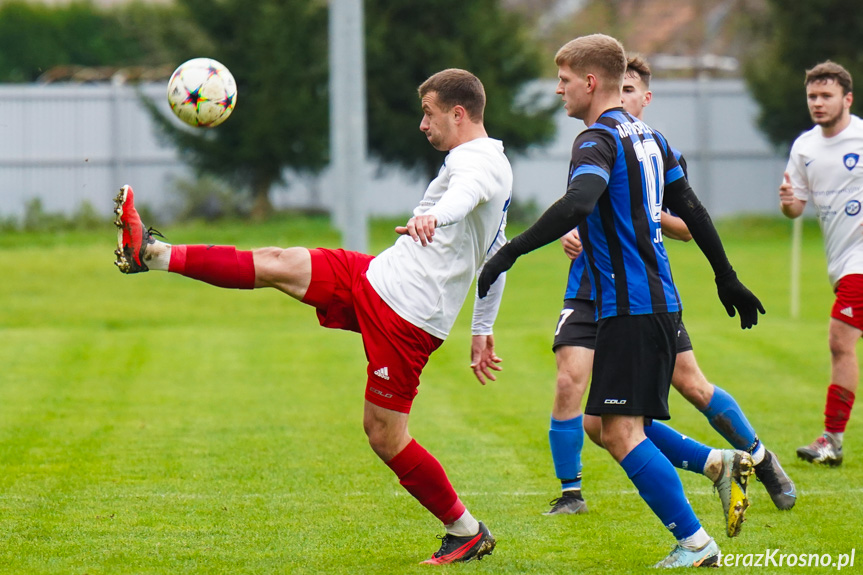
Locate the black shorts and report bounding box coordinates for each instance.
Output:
[585,312,681,420]
[676,321,693,353]
[552,299,597,351]
[553,298,693,353]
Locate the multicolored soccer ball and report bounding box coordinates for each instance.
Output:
[167,58,237,128]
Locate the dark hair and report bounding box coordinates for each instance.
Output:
[418,69,485,122]
[805,60,853,94]
[626,54,652,88]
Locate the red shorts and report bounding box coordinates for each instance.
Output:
[301,248,443,413]
[831,274,863,331]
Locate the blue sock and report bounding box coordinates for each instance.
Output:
[549,415,583,490]
[644,420,711,474]
[701,385,761,453]
[620,439,701,540]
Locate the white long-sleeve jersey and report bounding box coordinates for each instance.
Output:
[787,115,863,287]
[367,137,513,340]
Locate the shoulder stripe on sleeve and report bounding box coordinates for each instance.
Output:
[571,165,610,183]
[666,165,684,184]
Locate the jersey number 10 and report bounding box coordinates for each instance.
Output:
[633,138,665,244]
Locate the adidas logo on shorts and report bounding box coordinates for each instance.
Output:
[374,367,390,380]
[841,307,854,318]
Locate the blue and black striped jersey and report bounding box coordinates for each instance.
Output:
[564,146,688,303]
[561,107,685,318]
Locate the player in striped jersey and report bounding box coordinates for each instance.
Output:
[780,61,862,467]
[541,55,795,528]
[479,34,764,568]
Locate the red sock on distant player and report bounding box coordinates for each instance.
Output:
[386,439,466,525]
[825,383,856,433]
[168,245,255,289]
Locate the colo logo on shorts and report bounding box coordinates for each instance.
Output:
[845,200,861,216]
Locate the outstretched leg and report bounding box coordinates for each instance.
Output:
[114,185,312,298]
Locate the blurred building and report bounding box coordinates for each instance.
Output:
[2,0,782,222]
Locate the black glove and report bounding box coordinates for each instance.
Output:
[715,269,765,329]
[478,242,519,298]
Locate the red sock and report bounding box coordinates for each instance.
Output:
[168,245,255,290]
[386,439,466,525]
[825,383,856,433]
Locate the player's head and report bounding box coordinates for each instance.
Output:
[554,34,626,120]
[804,60,853,130]
[622,54,652,120]
[418,69,486,151]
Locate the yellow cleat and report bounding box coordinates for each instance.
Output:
[713,450,754,537]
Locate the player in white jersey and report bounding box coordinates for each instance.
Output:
[780,60,862,466]
[367,137,510,341]
[113,68,510,564]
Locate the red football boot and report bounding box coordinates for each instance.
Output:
[113,185,161,273]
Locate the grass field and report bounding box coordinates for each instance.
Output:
[0,214,859,574]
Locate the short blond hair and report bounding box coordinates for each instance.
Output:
[555,34,626,91]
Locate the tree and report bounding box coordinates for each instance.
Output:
[0,1,207,83]
[743,0,863,149]
[0,2,132,82]
[152,0,555,216]
[364,0,558,178]
[151,0,331,219]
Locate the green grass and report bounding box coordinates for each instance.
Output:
[0,215,859,573]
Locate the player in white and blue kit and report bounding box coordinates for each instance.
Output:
[780,60,863,466]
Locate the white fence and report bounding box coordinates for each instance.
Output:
[0,78,789,222]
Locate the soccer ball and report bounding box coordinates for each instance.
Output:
[167,58,237,128]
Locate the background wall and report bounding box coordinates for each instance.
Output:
[0,78,791,221]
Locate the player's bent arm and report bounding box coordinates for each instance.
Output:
[660,211,692,242]
[396,214,438,246]
[780,168,806,219]
[427,186,481,227]
[780,197,806,219]
[561,228,583,259]
[426,157,489,227]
